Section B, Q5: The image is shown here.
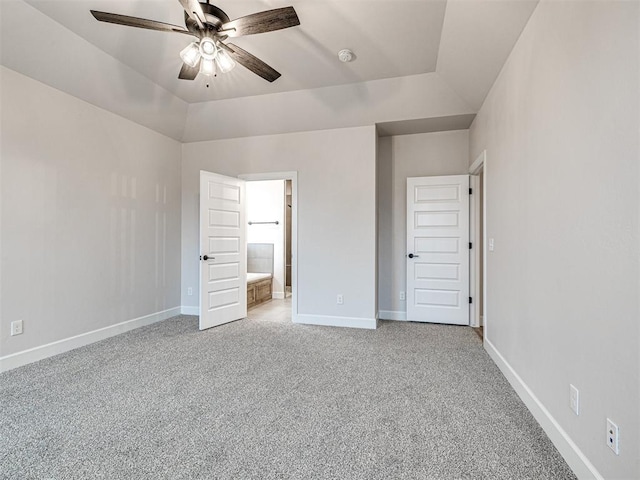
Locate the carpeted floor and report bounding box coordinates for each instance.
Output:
[1,299,576,479]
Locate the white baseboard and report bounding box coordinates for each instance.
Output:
[0,307,181,373]
[484,339,603,480]
[294,314,377,330]
[378,310,408,321]
[272,292,285,300]
[181,306,200,316]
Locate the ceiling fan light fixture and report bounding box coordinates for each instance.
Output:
[200,58,217,77]
[215,49,236,73]
[180,42,201,68]
[199,37,218,60]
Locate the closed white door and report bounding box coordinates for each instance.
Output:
[199,171,247,330]
[406,175,469,325]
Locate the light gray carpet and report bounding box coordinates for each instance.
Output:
[1,300,576,479]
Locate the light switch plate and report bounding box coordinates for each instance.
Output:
[607,418,619,455]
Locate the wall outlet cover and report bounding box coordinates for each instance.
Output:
[11,320,24,336]
[570,384,579,415]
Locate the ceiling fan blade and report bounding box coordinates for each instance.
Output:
[221,7,300,37]
[224,43,281,82]
[178,59,201,80]
[178,0,207,27]
[90,11,197,37]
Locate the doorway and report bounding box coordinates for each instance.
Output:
[239,172,298,321]
[245,179,286,303]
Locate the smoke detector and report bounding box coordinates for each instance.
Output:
[338,49,355,63]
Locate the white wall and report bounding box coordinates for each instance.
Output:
[0,67,182,368]
[469,1,639,479]
[246,180,286,298]
[377,131,470,318]
[182,126,377,328]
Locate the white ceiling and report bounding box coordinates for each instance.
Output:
[19,0,537,105]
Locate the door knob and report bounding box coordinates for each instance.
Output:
[408,253,419,259]
[202,255,214,261]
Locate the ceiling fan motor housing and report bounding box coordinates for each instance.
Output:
[185,3,230,34]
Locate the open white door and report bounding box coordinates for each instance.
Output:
[407,175,470,325]
[200,171,247,330]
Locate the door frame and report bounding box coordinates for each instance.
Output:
[469,150,486,331]
[238,171,298,322]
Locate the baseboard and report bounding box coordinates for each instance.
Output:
[294,314,377,330]
[378,310,408,321]
[181,306,200,316]
[484,339,603,480]
[272,292,285,300]
[0,307,181,373]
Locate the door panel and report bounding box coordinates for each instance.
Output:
[407,175,469,325]
[200,171,247,330]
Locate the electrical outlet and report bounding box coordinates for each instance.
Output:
[489,238,495,251]
[187,287,193,296]
[400,291,406,301]
[11,320,23,336]
[607,418,619,455]
[337,294,344,305]
[570,384,579,415]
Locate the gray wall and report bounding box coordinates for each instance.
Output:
[377,130,470,316]
[181,126,378,325]
[183,74,474,142]
[469,1,639,478]
[1,67,182,359]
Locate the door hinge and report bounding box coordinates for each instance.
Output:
[469,297,473,304]
[469,187,473,194]
[469,242,472,249]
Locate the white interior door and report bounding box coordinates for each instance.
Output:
[200,171,247,330]
[407,175,470,325]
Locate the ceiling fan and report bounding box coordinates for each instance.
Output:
[90,0,300,83]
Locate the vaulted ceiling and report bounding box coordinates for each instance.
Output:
[0,0,539,141]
